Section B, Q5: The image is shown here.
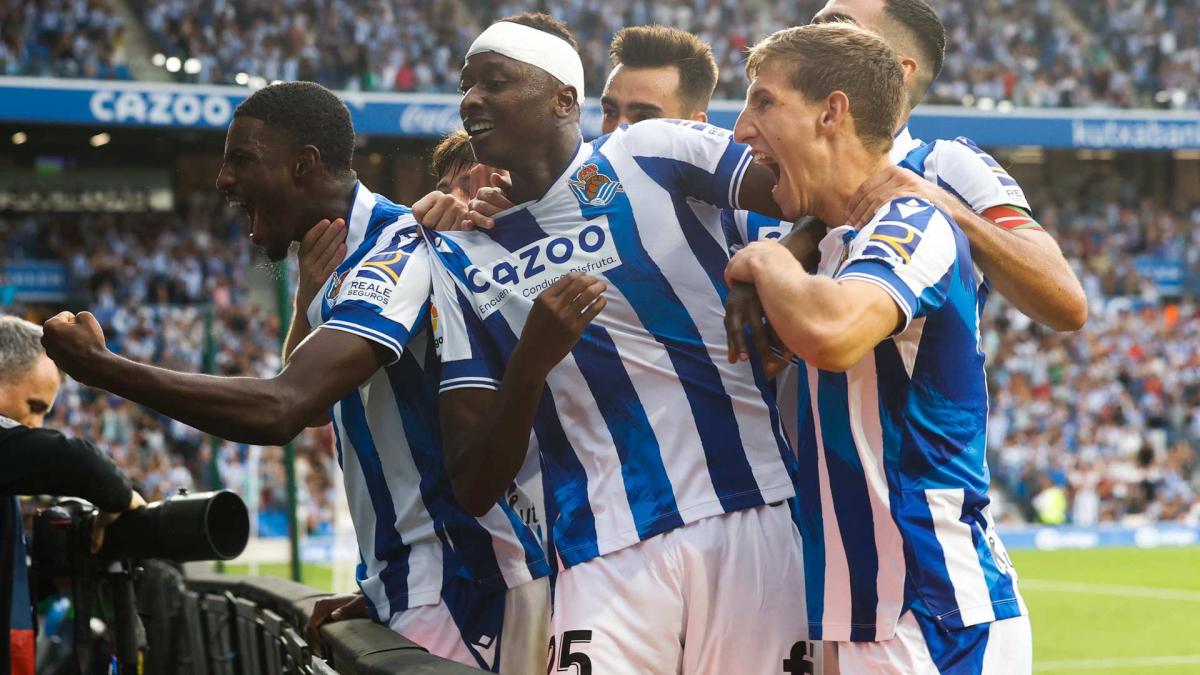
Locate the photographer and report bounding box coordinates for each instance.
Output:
[0,316,144,675]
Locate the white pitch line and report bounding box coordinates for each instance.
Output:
[1020,578,1200,602]
[1035,655,1200,671]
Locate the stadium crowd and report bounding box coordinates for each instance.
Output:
[0,192,339,536]
[3,188,1197,531]
[7,0,1197,109]
[0,0,130,80]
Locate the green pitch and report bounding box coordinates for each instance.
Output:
[227,546,1200,673]
[1011,546,1200,673]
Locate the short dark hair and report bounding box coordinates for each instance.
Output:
[430,130,475,179]
[746,24,905,155]
[610,25,718,114]
[498,12,578,51]
[881,0,945,106]
[234,81,355,172]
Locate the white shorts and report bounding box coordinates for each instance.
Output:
[549,502,823,675]
[388,575,550,673]
[834,611,1031,675]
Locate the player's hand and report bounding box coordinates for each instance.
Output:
[845,164,955,228]
[306,593,368,651]
[414,190,471,232]
[723,282,792,376]
[297,218,347,308]
[725,239,796,287]
[41,311,110,385]
[463,169,514,230]
[91,490,147,554]
[517,272,607,376]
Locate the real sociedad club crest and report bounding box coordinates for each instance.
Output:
[568,163,624,207]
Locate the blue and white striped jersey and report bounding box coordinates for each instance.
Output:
[306,183,549,622]
[424,119,797,569]
[774,128,1033,457]
[791,199,1026,643]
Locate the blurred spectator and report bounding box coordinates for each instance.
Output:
[0,0,131,79]
[118,0,1198,109]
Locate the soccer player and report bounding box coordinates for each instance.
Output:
[815,0,1087,333]
[426,12,813,673]
[728,24,1031,673]
[599,25,715,133]
[40,82,550,673]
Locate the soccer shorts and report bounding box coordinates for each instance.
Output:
[548,502,823,674]
[388,575,550,673]
[834,610,1032,674]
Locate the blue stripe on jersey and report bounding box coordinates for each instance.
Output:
[580,153,765,516]
[960,492,1023,622]
[898,142,935,178]
[815,370,880,642]
[574,325,684,538]
[789,361,826,638]
[338,390,412,611]
[720,209,743,250]
[912,610,991,675]
[895,493,961,630]
[380,352,500,589]
[484,205,551,251]
[667,186,733,301]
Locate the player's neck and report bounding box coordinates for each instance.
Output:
[305,172,360,225]
[505,127,580,205]
[819,148,889,226]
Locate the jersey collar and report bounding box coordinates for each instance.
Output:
[889,125,922,165]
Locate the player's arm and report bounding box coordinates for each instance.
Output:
[725,241,899,371]
[283,218,347,364]
[42,311,386,446]
[846,163,1086,332]
[439,273,606,516]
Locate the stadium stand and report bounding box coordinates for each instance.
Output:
[37,0,1190,109]
[0,0,131,80]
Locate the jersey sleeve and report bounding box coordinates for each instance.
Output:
[925,137,1032,213]
[425,242,505,393]
[836,198,960,331]
[322,224,431,365]
[620,119,752,210]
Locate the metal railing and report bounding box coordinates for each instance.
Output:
[135,561,480,674]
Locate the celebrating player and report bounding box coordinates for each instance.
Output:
[814,0,1087,333]
[728,24,1031,673]
[39,82,549,673]
[425,12,819,674]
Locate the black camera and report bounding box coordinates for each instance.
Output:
[31,490,249,674]
[35,489,249,566]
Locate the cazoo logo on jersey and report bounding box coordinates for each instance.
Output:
[463,223,621,319]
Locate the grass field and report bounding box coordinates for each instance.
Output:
[227,546,1200,673]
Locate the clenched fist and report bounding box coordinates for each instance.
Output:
[41,311,111,385]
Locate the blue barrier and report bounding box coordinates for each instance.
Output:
[3,76,1199,149]
[996,524,1200,550]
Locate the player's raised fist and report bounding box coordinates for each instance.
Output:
[517,272,608,377]
[41,310,110,384]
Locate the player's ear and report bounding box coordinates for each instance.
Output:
[898,55,919,87]
[691,110,709,124]
[554,86,579,120]
[819,91,850,139]
[294,145,322,181]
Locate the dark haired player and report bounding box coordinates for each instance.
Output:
[423,12,818,673]
[41,81,549,673]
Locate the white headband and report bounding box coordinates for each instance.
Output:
[467,21,585,103]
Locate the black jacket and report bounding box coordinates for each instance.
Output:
[0,415,133,673]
